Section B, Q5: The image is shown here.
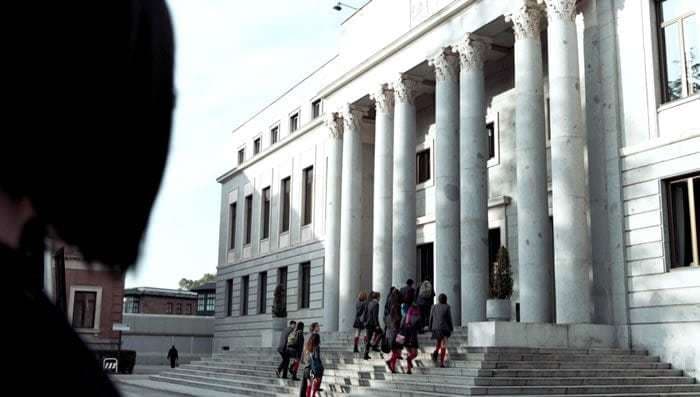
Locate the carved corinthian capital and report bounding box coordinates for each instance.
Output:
[506,1,545,41]
[428,49,459,82]
[370,84,394,113]
[452,33,491,72]
[539,0,576,23]
[340,104,367,133]
[391,75,421,105]
[324,111,343,139]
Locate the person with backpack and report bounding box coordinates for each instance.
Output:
[286,321,305,380]
[416,280,435,331]
[300,333,323,397]
[384,288,403,373]
[363,291,381,360]
[398,302,421,374]
[352,291,369,353]
[429,293,454,368]
[276,320,296,378]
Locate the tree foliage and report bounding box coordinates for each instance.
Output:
[179,273,216,290]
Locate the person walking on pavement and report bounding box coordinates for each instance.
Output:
[276,320,296,378]
[352,291,369,353]
[286,321,305,380]
[363,291,381,360]
[429,293,454,368]
[384,288,403,373]
[167,345,178,369]
[302,333,323,397]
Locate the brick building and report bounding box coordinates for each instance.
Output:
[123,287,197,316]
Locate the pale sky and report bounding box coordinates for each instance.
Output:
[126,0,366,288]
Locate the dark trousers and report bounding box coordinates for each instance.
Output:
[169,358,177,368]
[278,351,290,377]
[364,327,378,356]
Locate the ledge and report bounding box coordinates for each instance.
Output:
[468,321,620,349]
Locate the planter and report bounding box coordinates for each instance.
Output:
[486,299,511,321]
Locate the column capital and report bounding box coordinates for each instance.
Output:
[370,84,395,113]
[339,104,369,133]
[506,1,546,41]
[391,74,422,106]
[428,48,459,82]
[324,112,343,139]
[452,33,491,72]
[539,0,577,23]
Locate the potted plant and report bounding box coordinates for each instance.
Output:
[271,284,287,330]
[487,246,513,321]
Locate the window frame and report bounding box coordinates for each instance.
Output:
[229,201,237,250]
[253,136,262,155]
[270,124,280,145]
[261,186,271,240]
[258,272,268,314]
[289,111,300,133]
[663,171,700,270]
[312,99,322,119]
[68,286,102,332]
[656,0,699,103]
[244,194,253,245]
[280,177,292,234]
[241,276,249,316]
[302,166,314,226]
[299,262,311,309]
[237,147,245,165]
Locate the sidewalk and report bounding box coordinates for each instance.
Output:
[112,375,242,397]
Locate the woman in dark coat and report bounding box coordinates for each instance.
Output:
[400,302,422,374]
[286,321,305,380]
[429,293,454,368]
[384,289,403,373]
[352,291,369,353]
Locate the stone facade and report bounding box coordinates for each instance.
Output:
[216,0,700,377]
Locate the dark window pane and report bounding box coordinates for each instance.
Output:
[226,279,233,316]
[259,272,267,314]
[72,291,96,329]
[663,23,684,101]
[669,180,692,267]
[271,127,279,144]
[281,177,291,232]
[262,187,271,239]
[303,167,313,225]
[241,276,249,316]
[416,149,430,184]
[238,149,245,165]
[245,195,253,244]
[167,303,172,314]
[487,122,496,159]
[290,113,299,132]
[229,202,237,249]
[254,138,261,155]
[300,263,310,309]
[416,243,434,284]
[312,100,321,119]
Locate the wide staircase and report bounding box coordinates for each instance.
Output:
[149,328,699,396]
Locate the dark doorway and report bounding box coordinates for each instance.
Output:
[488,228,501,265]
[416,243,434,284]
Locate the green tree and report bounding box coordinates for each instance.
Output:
[179,273,216,290]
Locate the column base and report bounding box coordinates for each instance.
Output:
[468,321,623,349]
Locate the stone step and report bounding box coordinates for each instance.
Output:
[351,388,700,397]
[365,379,700,395]
[475,361,673,370]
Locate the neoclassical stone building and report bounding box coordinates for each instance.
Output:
[216,0,699,377]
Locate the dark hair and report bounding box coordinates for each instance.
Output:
[304,333,320,353]
[371,291,380,300]
[289,320,296,326]
[295,321,304,332]
[438,293,447,304]
[310,322,319,331]
[406,279,414,286]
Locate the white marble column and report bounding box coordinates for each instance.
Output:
[322,112,343,331]
[543,0,594,324]
[453,34,490,324]
[390,75,421,286]
[509,1,553,323]
[370,85,394,298]
[429,49,462,324]
[338,104,367,331]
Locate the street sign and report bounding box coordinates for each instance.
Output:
[112,323,130,332]
[103,358,119,373]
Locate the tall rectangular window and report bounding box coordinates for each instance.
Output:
[206,294,215,312]
[487,122,496,159]
[186,304,192,314]
[290,112,299,133]
[416,149,431,184]
[253,137,261,155]
[261,187,271,239]
[167,302,173,314]
[258,272,268,314]
[278,266,288,312]
[312,99,322,119]
[226,279,233,316]
[302,166,314,225]
[229,202,237,249]
[658,0,698,102]
[281,177,291,233]
[244,195,253,245]
[176,303,182,314]
[300,262,311,309]
[241,276,249,316]
[666,172,699,268]
[271,126,279,144]
[72,291,97,328]
[238,148,245,165]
